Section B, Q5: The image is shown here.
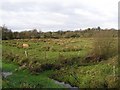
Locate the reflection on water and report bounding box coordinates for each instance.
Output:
[53,79,79,89]
[1,72,12,78]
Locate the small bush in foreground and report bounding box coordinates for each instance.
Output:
[86,31,117,62]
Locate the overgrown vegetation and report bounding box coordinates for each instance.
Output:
[2,61,65,88]
[85,30,118,62]
[2,26,119,88]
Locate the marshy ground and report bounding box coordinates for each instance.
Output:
[2,36,119,88]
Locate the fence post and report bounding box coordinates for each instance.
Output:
[25,50,28,58]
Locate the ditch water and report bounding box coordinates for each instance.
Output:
[1,72,12,78]
[52,79,79,89]
[1,71,79,89]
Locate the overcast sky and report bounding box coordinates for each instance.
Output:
[0,0,119,32]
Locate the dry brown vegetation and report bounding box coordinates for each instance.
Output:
[85,31,118,62]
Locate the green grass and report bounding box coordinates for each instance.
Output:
[2,38,119,88]
[2,38,92,66]
[51,56,119,88]
[2,61,65,88]
[2,61,18,72]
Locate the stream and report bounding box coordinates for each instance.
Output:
[1,71,12,78]
[52,79,79,89]
[1,71,79,89]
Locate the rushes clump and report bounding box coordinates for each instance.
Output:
[86,31,117,62]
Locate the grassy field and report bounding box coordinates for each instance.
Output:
[2,37,119,88]
[2,61,65,88]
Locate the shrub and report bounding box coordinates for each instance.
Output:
[87,31,117,62]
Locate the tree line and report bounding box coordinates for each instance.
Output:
[1,26,118,40]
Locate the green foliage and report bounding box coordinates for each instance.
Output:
[2,32,118,88]
[86,31,118,62]
[2,26,13,40]
[2,61,65,88]
[51,56,118,88]
[1,25,118,40]
[2,38,91,71]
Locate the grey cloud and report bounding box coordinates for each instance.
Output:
[0,0,118,31]
[1,1,65,12]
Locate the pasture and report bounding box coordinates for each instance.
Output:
[2,37,119,88]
